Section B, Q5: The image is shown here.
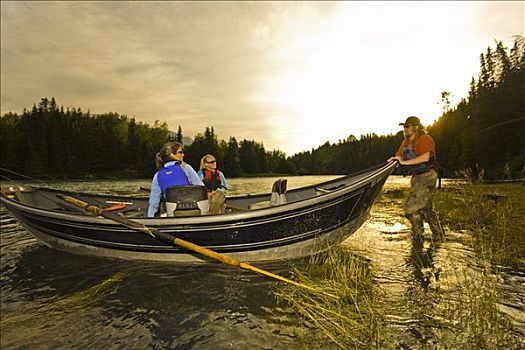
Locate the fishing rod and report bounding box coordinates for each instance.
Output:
[0,167,39,181]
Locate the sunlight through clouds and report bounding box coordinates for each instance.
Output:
[251,2,523,152]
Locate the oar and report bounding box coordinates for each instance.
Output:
[57,194,339,300]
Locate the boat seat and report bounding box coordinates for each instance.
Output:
[165,186,209,217]
[248,179,287,210]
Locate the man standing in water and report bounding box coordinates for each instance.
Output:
[389,116,444,245]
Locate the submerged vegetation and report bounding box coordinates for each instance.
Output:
[436,266,522,349]
[1,271,125,329]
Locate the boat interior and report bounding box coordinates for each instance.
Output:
[1,164,382,219]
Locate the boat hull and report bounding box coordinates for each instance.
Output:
[1,162,396,262]
[23,213,368,262]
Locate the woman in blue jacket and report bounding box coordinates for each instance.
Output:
[147,142,204,217]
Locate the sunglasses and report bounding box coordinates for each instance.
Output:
[206,160,216,164]
[403,125,413,129]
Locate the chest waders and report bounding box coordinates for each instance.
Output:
[401,144,429,175]
[402,145,444,244]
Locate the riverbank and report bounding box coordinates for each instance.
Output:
[434,173,525,268]
[274,178,525,349]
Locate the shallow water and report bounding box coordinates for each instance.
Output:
[1,176,524,349]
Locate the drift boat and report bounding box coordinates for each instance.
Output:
[0,161,397,263]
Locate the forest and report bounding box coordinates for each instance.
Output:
[1,37,523,180]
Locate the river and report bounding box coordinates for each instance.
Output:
[1,176,523,349]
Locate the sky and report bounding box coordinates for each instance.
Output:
[1,1,524,155]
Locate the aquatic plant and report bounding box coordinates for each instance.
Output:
[434,168,525,267]
[273,173,524,349]
[273,246,380,349]
[431,169,525,348]
[51,270,126,309]
[433,263,524,349]
[1,271,125,328]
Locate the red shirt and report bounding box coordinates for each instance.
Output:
[396,134,436,159]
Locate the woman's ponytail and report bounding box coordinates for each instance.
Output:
[155,142,183,170]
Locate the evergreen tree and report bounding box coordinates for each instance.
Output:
[176,125,183,143]
[239,140,260,174]
[223,137,242,177]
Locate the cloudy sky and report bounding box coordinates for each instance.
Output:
[1,1,523,155]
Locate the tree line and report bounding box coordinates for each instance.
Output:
[429,36,524,179]
[0,98,295,179]
[1,98,169,179]
[1,36,523,180]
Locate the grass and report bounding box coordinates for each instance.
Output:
[431,170,525,348]
[434,169,525,267]
[434,265,523,349]
[273,246,380,349]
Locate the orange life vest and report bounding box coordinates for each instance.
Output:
[202,169,223,192]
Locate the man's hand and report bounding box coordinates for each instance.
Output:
[388,156,402,163]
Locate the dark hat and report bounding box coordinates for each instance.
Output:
[399,116,421,126]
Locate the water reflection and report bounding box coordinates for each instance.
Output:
[1,243,308,349]
[408,234,443,290]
